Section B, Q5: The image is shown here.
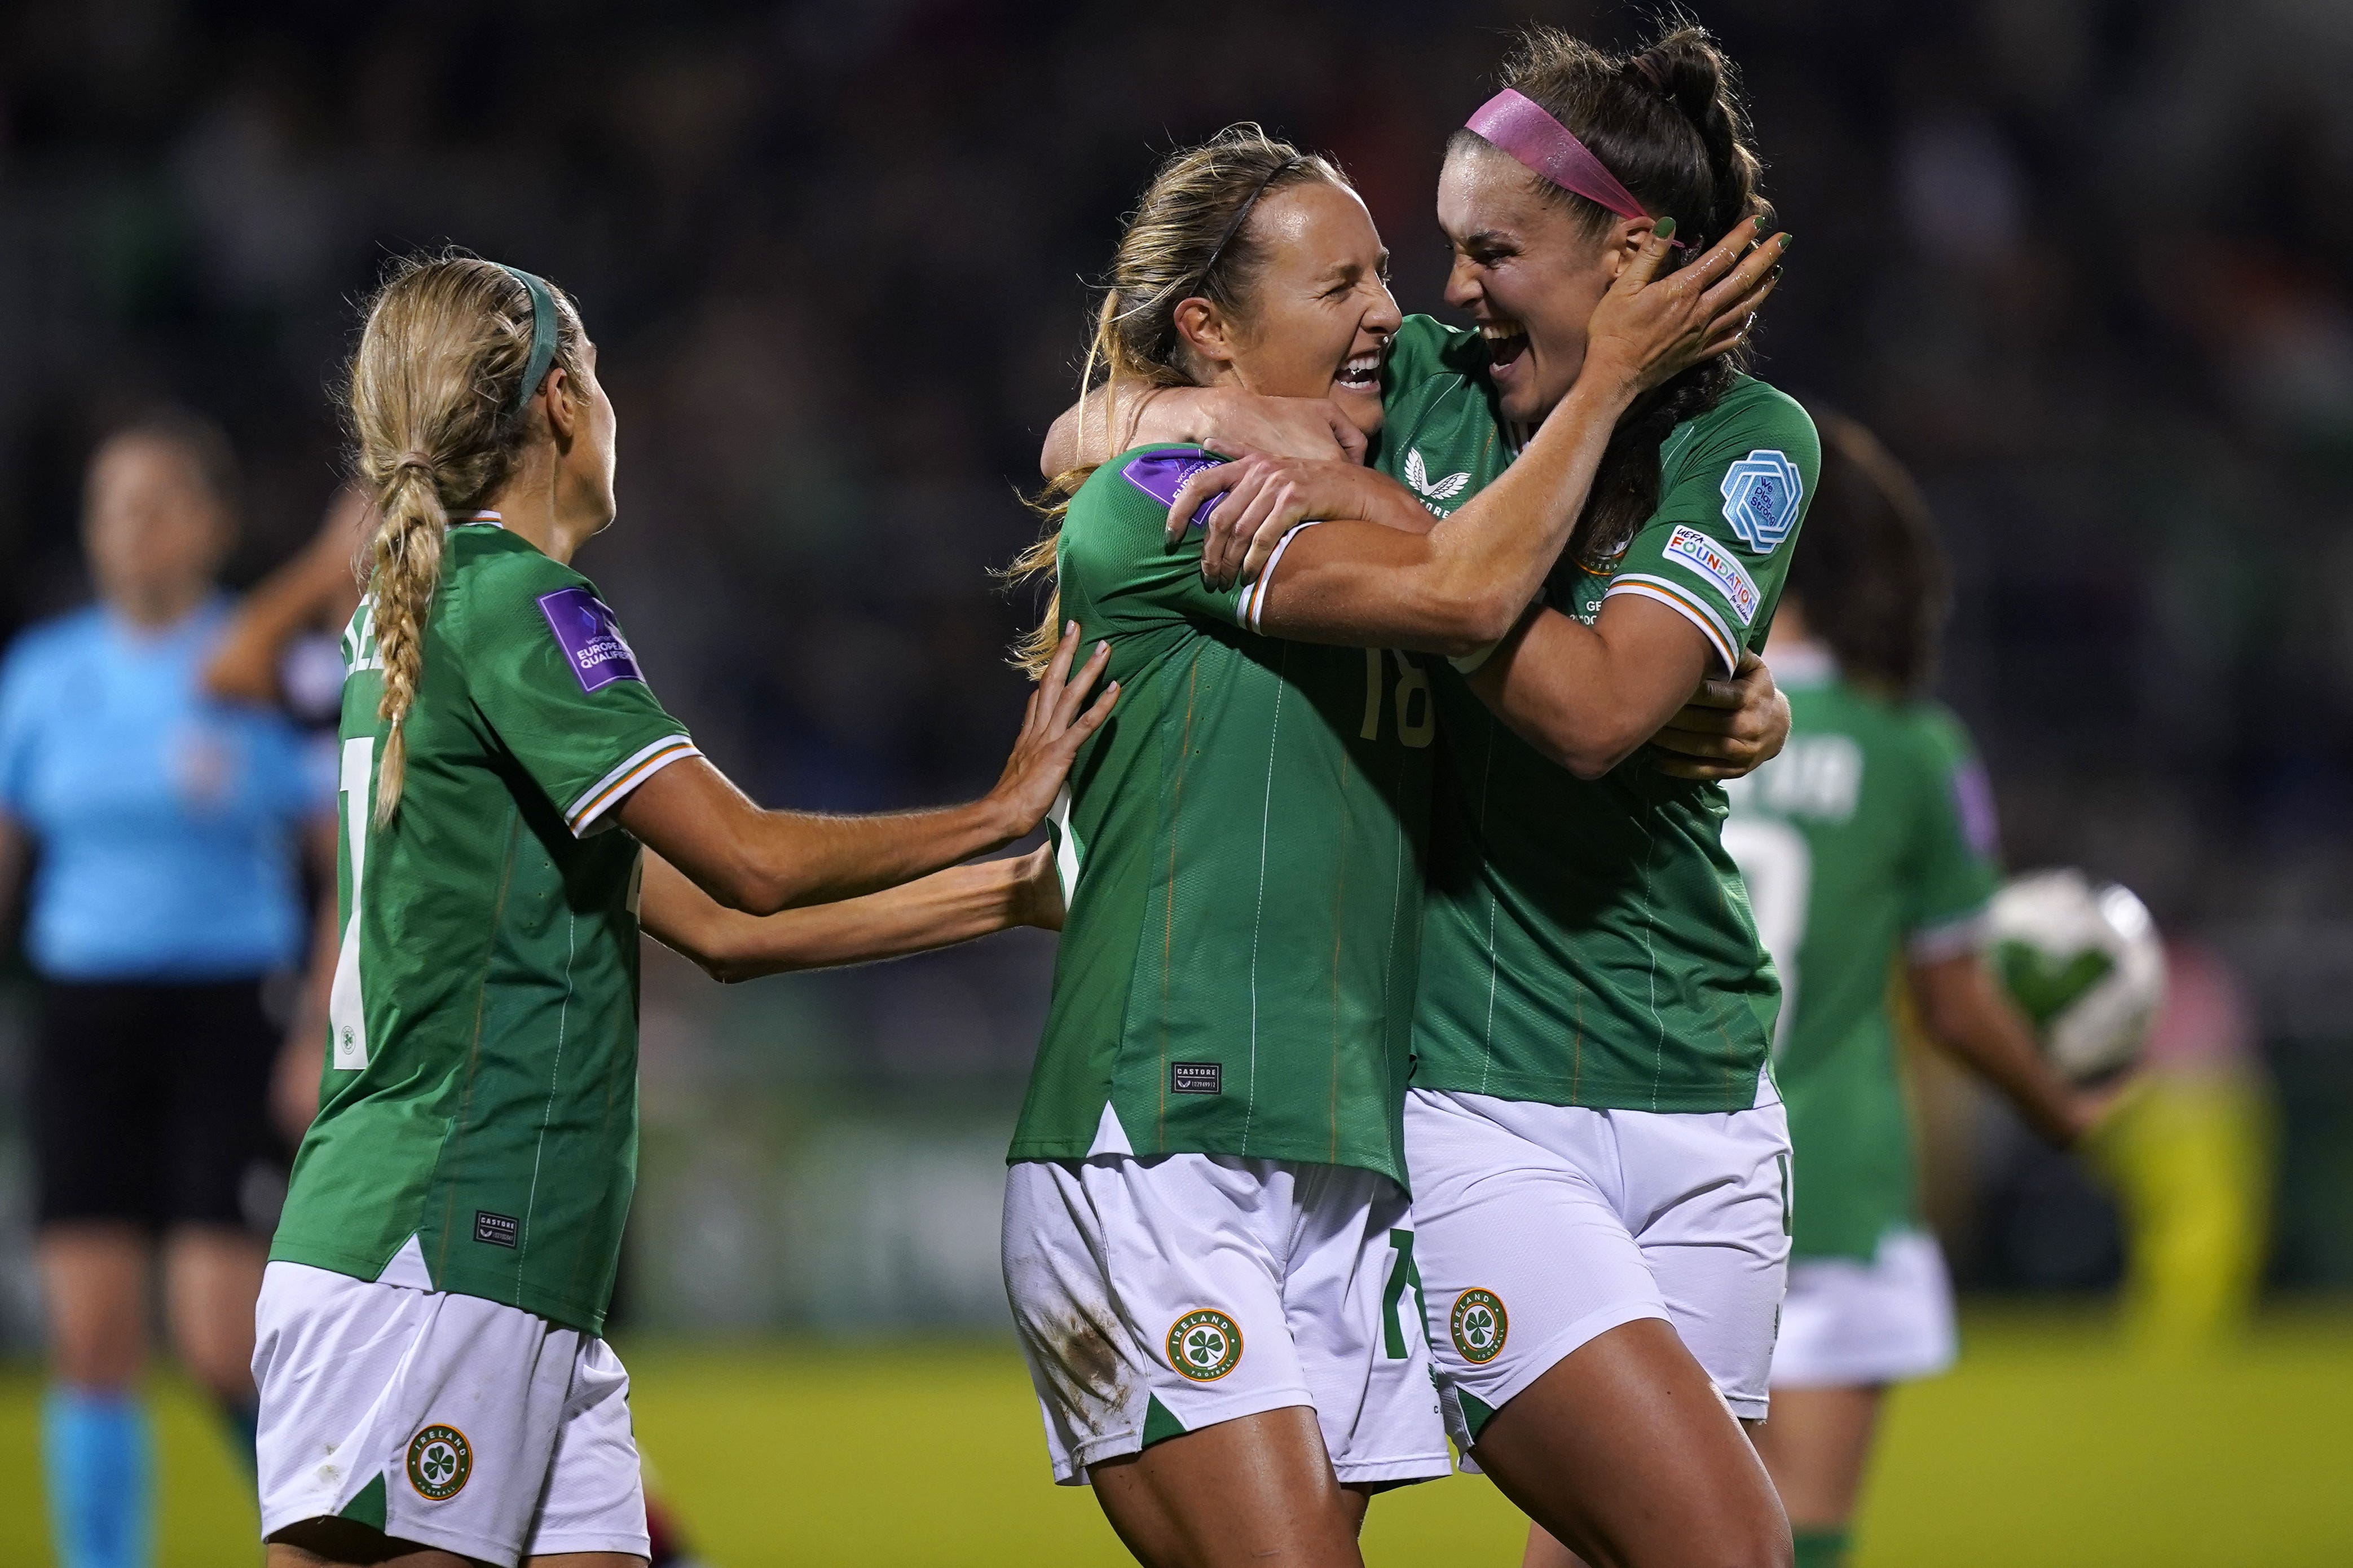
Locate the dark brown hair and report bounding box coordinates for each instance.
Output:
[1783,413,1947,696]
[1455,21,1770,568]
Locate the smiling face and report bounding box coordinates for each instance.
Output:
[1175,180,1403,436]
[1438,137,1641,426]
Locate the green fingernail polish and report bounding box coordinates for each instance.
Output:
[1778,233,1794,248]
[1654,217,1676,240]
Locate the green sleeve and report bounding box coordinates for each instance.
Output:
[1056,446,1253,641]
[1607,382,1821,673]
[454,551,699,836]
[1899,704,2002,958]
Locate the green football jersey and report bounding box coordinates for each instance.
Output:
[1009,445,1434,1186]
[270,521,698,1333]
[1722,650,2001,1260]
[1373,315,1819,1112]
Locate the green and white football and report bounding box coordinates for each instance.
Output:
[1988,869,2166,1083]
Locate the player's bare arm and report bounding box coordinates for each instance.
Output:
[1166,222,1783,657]
[616,629,1114,916]
[1907,950,2110,1147]
[638,842,1061,983]
[1462,594,1725,779]
[1041,383,1370,475]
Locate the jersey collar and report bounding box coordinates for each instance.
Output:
[450,510,504,528]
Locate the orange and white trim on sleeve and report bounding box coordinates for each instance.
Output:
[564,734,702,837]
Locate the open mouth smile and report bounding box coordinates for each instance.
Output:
[1480,319,1530,372]
[1336,348,1382,392]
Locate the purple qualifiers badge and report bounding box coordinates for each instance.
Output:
[1121,448,1228,529]
[536,586,645,693]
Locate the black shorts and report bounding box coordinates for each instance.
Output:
[33,978,290,1234]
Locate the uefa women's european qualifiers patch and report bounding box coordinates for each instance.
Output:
[1663,525,1762,626]
[536,586,645,692]
[1718,449,1803,553]
[1121,448,1227,529]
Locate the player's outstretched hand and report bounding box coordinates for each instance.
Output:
[1650,650,1790,780]
[1166,452,1380,588]
[1583,215,1790,400]
[988,626,1118,834]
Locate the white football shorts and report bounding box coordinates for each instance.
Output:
[1771,1228,1958,1389]
[1002,1154,1451,1488]
[1403,1086,1792,1455]
[253,1260,647,1565]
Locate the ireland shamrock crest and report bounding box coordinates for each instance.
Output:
[1165,1307,1244,1382]
[406,1422,473,1500]
[1451,1287,1509,1364]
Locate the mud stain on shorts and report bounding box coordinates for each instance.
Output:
[1032,1304,1134,1426]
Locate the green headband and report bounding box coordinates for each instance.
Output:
[495,263,559,421]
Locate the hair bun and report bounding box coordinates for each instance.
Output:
[1632,29,1733,135]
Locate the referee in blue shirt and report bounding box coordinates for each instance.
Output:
[0,413,331,1568]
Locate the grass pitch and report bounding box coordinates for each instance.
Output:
[0,1306,2345,1566]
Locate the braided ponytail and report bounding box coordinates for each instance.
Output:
[345,253,584,821]
[1458,22,1770,572]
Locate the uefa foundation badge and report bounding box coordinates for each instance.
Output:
[1451,1288,1509,1364]
[406,1422,473,1500]
[1166,1308,1244,1381]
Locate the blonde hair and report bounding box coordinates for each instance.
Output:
[1006,126,1350,675]
[346,253,585,823]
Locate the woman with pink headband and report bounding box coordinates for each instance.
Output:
[1048,23,1812,1568]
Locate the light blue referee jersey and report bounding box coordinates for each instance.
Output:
[0,598,329,980]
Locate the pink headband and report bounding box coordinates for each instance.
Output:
[1464,89,1687,248]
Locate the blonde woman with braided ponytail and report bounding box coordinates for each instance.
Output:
[254,253,1112,1567]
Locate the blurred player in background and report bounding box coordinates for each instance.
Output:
[1008,126,1777,1568]
[2097,935,2273,1353]
[1719,415,2108,1568]
[255,254,1103,1566]
[0,413,332,1568]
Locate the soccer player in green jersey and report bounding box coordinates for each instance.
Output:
[1723,417,2105,1568]
[1004,128,1785,1568]
[253,255,1112,1567]
[1054,24,1823,1568]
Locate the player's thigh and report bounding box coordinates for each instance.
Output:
[1402,1090,1669,1449]
[1473,1316,1790,1568]
[1620,1101,1794,1424]
[164,1223,267,1394]
[1749,1385,1882,1529]
[1090,1402,1365,1568]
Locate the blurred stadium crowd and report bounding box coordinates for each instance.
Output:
[0,0,2348,1333]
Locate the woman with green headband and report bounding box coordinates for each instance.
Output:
[254,253,1111,1566]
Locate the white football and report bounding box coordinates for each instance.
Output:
[1986,869,2166,1083]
